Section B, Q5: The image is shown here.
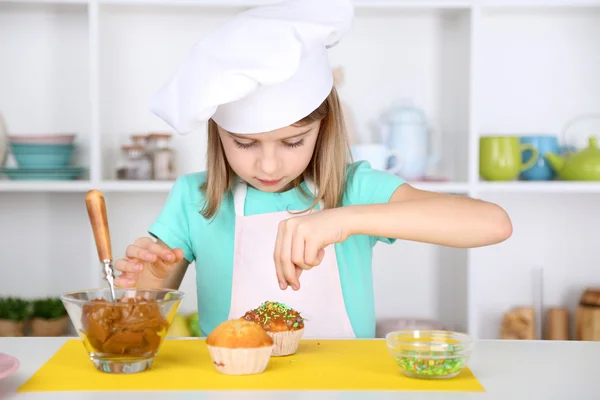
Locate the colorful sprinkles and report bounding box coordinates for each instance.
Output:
[395,346,467,378]
[242,301,305,331]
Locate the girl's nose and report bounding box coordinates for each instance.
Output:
[258,146,280,175]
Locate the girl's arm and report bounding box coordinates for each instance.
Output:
[345,184,512,248]
[274,183,512,290]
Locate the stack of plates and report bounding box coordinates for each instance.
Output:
[0,134,86,181]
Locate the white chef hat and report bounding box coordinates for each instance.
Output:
[149,0,354,135]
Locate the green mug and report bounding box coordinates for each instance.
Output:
[479,136,538,181]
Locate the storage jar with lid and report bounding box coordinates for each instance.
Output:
[147,133,176,180]
[116,145,152,180]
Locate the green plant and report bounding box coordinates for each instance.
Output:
[0,297,31,321]
[31,297,67,320]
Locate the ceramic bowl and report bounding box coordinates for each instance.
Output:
[60,288,184,374]
[9,143,74,168]
[385,330,473,379]
[0,167,84,180]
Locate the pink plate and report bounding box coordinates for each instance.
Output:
[0,353,19,379]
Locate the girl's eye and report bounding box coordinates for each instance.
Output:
[234,140,255,149]
[283,139,304,148]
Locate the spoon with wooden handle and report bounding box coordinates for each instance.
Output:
[85,189,116,302]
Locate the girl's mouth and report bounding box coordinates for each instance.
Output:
[256,178,283,186]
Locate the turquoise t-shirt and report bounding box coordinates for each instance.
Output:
[148,161,405,338]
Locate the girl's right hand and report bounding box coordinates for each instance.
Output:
[114,237,185,288]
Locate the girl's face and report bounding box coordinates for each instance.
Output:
[218,121,321,192]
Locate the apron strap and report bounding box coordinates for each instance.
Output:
[233,179,248,217]
[233,177,323,217]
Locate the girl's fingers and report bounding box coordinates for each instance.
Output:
[145,241,177,263]
[172,248,185,263]
[292,235,311,271]
[132,237,177,263]
[114,258,143,273]
[281,228,299,291]
[274,222,287,290]
[125,244,157,263]
[317,248,325,264]
[114,272,136,288]
[126,241,171,263]
[304,240,324,267]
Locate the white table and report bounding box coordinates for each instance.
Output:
[0,337,597,399]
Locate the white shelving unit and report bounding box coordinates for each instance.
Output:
[1,0,599,339]
[7,180,600,193]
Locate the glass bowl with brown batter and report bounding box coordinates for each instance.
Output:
[61,288,184,374]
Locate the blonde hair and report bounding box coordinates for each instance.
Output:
[200,86,350,219]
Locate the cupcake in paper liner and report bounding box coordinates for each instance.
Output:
[205,319,274,375]
[241,301,305,356]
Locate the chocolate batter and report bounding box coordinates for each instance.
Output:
[81,296,168,356]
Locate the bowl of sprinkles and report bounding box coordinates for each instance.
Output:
[241,301,305,356]
[385,330,473,379]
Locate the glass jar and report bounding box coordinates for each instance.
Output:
[147,133,176,180]
[116,151,128,180]
[130,134,149,149]
[117,145,152,180]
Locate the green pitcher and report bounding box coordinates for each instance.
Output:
[479,136,538,181]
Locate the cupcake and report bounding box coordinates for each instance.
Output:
[241,301,305,356]
[206,319,274,375]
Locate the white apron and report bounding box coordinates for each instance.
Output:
[227,179,356,339]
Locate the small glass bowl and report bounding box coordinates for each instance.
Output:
[61,288,184,374]
[385,330,473,379]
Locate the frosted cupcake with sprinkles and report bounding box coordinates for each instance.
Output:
[241,301,305,356]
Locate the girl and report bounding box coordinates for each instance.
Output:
[114,0,512,339]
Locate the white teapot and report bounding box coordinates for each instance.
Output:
[378,100,441,181]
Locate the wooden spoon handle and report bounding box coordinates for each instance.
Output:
[85,189,112,262]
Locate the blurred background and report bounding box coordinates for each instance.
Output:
[0,0,599,341]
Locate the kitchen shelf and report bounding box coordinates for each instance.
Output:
[353,1,472,8]
[99,180,471,194]
[98,180,175,192]
[408,182,470,193]
[0,180,171,192]
[97,0,474,8]
[96,180,470,193]
[0,181,93,192]
[0,180,471,193]
[4,180,600,194]
[475,181,600,193]
[96,0,273,6]
[480,0,600,8]
[0,0,87,4]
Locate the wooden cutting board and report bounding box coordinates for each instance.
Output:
[18,339,484,392]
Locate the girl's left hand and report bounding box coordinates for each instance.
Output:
[273,207,351,291]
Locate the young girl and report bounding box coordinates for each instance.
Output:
[114,0,512,339]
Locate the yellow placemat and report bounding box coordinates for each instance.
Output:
[18,339,484,392]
